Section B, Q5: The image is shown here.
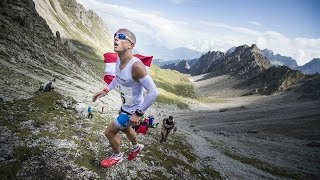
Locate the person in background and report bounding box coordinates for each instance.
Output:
[136,117,149,135]
[148,115,159,128]
[160,115,176,143]
[43,78,55,92]
[148,115,154,127]
[87,105,93,119]
[101,105,108,114]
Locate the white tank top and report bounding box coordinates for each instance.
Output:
[115,56,144,114]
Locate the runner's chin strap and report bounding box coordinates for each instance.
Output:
[138,75,158,113]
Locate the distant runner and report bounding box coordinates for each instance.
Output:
[87,106,93,119]
[93,28,158,167]
[160,115,176,143]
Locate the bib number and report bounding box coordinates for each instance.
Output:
[120,86,133,105]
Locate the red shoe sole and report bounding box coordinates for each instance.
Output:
[128,150,141,161]
[100,159,122,167]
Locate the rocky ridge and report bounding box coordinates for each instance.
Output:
[163,44,320,97]
[34,0,113,56]
[297,58,320,75]
[0,0,119,104]
[261,49,298,69]
[161,60,191,74]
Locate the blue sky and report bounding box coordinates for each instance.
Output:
[77,0,320,65]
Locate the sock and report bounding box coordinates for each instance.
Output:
[133,144,139,149]
[113,153,122,157]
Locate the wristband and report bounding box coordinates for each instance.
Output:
[135,109,144,117]
[103,87,109,93]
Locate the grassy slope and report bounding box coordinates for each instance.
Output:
[150,65,223,108]
[0,91,222,179]
[150,65,195,109]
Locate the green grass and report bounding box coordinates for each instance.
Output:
[0,64,41,90]
[164,135,197,163]
[0,89,223,179]
[0,146,43,180]
[150,66,194,97]
[203,166,223,180]
[75,150,105,177]
[149,65,224,108]
[155,89,190,109]
[141,133,222,179]
[150,66,196,109]
[0,91,108,178]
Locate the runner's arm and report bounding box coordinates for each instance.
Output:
[106,77,118,91]
[92,78,118,102]
[139,75,158,112]
[132,61,158,113]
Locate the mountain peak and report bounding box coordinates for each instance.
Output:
[225,47,236,55]
[262,49,274,56]
[261,48,298,69]
[297,58,320,74]
[250,44,260,53]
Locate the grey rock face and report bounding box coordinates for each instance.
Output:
[191,44,270,79]
[162,60,191,74]
[239,66,304,95]
[190,50,224,75]
[0,0,97,101]
[297,58,320,74]
[261,49,298,69]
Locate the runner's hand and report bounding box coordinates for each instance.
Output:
[130,114,140,126]
[92,90,107,102]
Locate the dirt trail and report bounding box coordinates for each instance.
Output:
[171,74,320,179]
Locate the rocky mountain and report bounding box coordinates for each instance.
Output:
[190,50,225,75]
[34,0,113,57]
[0,0,117,102]
[261,49,298,69]
[297,58,320,74]
[238,66,304,95]
[225,46,236,55]
[153,58,197,67]
[152,59,167,67]
[163,44,317,96]
[161,60,191,74]
[190,44,270,79]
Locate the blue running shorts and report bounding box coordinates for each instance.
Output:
[114,113,131,129]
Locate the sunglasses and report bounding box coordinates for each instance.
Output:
[114,33,132,43]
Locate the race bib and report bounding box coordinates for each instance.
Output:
[119,85,133,105]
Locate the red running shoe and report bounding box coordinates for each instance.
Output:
[128,144,144,161]
[100,153,123,167]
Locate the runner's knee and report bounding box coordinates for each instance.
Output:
[105,128,117,139]
[105,124,118,139]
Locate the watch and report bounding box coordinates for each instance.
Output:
[135,109,144,116]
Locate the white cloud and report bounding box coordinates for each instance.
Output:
[248,21,262,26]
[77,0,320,66]
[168,0,188,5]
